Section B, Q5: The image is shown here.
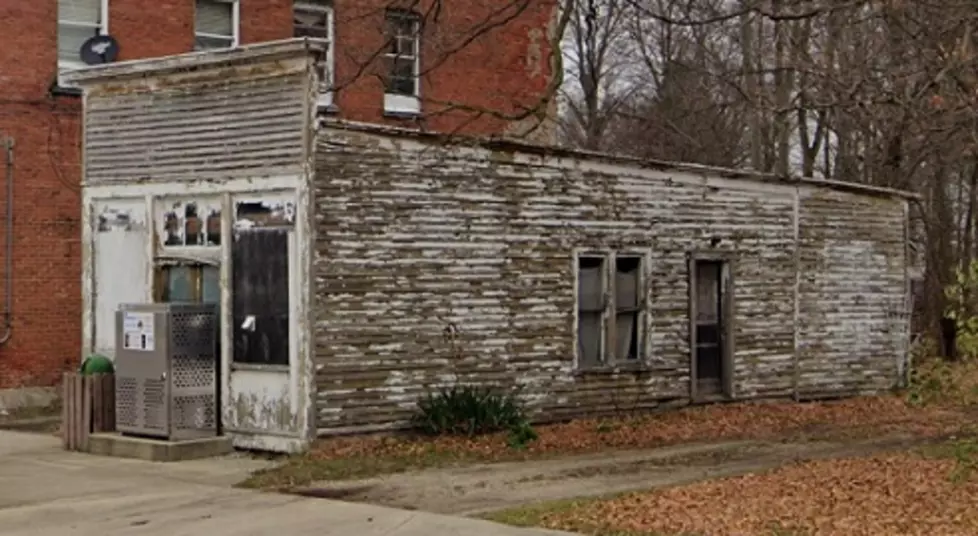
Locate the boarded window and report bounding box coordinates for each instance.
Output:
[615,257,642,360]
[577,256,605,368]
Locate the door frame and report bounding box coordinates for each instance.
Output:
[687,251,736,402]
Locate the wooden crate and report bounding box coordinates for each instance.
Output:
[62,372,116,452]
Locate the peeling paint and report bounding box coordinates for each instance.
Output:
[311,125,911,435]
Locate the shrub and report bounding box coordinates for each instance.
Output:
[411,385,536,446]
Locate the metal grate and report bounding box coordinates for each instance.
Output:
[173,394,217,430]
[142,378,166,431]
[116,376,139,428]
[171,312,217,351]
[172,354,215,388]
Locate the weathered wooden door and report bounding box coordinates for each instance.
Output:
[225,225,296,442]
[689,257,735,400]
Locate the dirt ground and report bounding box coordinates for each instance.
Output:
[291,432,941,516]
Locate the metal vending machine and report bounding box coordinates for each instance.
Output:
[114,303,219,440]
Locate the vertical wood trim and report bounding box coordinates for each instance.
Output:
[81,199,94,357]
[721,261,736,399]
[606,252,616,364]
[792,187,801,400]
[219,192,233,432]
[688,254,698,401]
[571,249,580,370]
[144,195,155,303]
[901,199,912,387]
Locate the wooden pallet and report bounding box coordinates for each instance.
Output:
[61,372,115,451]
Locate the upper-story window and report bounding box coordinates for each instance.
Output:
[58,0,109,71]
[383,10,421,115]
[294,0,335,108]
[195,0,239,51]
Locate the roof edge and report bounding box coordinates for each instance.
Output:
[319,120,921,202]
[61,37,326,86]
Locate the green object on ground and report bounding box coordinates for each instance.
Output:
[79,354,114,375]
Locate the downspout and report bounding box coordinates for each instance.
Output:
[0,137,12,345]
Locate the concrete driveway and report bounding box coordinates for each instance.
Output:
[0,431,571,536]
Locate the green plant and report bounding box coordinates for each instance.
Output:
[507,420,539,449]
[945,259,978,359]
[411,385,534,442]
[949,438,978,483]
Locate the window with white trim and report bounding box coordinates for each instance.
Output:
[576,252,647,369]
[383,10,421,114]
[195,0,239,51]
[58,0,108,71]
[294,0,335,107]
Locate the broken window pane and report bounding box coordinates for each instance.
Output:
[235,200,295,229]
[615,256,642,360]
[577,256,605,367]
[184,202,202,245]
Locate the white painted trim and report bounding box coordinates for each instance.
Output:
[295,177,315,447]
[219,192,233,437]
[228,431,306,453]
[384,94,420,114]
[80,199,94,357]
[83,175,303,198]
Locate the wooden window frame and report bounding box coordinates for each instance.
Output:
[574,250,651,371]
[383,9,421,114]
[194,0,240,51]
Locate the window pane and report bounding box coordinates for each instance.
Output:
[616,312,639,360]
[695,261,721,323]
[202,266,220,304]
[58,24,99,63]
[165,266,195,302]
[615,257,640,309]
[184,203,203,246]
[578,313,603,367]
[206,208,222,246]
[195,35,234,51]
[59,0,100,24]
[196,0,233,36]
[577,257,604,311]
[396,36,416,57]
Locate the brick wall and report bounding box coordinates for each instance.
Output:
[0,0,554,388]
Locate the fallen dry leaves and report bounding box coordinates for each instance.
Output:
[537,453,978,536]
[307,395,972,464]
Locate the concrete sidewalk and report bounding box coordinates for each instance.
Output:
[0,431,572,536]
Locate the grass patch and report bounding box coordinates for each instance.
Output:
[238,443,478,489]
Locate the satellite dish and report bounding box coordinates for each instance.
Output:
[79,35,120,66]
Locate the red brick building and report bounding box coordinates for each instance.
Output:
[0,0,557,390]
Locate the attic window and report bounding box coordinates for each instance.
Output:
[195,0,239,50]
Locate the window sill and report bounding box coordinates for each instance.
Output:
[230,362,289,373]
[383,109,422,120]
[50,84,82,98]
[317,102,340,115]
[575,361,665,376]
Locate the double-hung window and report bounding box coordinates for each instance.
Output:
[195,0,239,51]
[294,0,335,107]
[58,0,108,72]
[383,10,421,114]
[576,252,648,369]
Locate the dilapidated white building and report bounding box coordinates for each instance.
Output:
[64,39,917,453]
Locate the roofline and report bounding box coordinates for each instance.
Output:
[60,37,326,86]
[321,119,921,202]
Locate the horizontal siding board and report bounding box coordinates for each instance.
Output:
[312,129,824,433]
[83,64,306,183]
